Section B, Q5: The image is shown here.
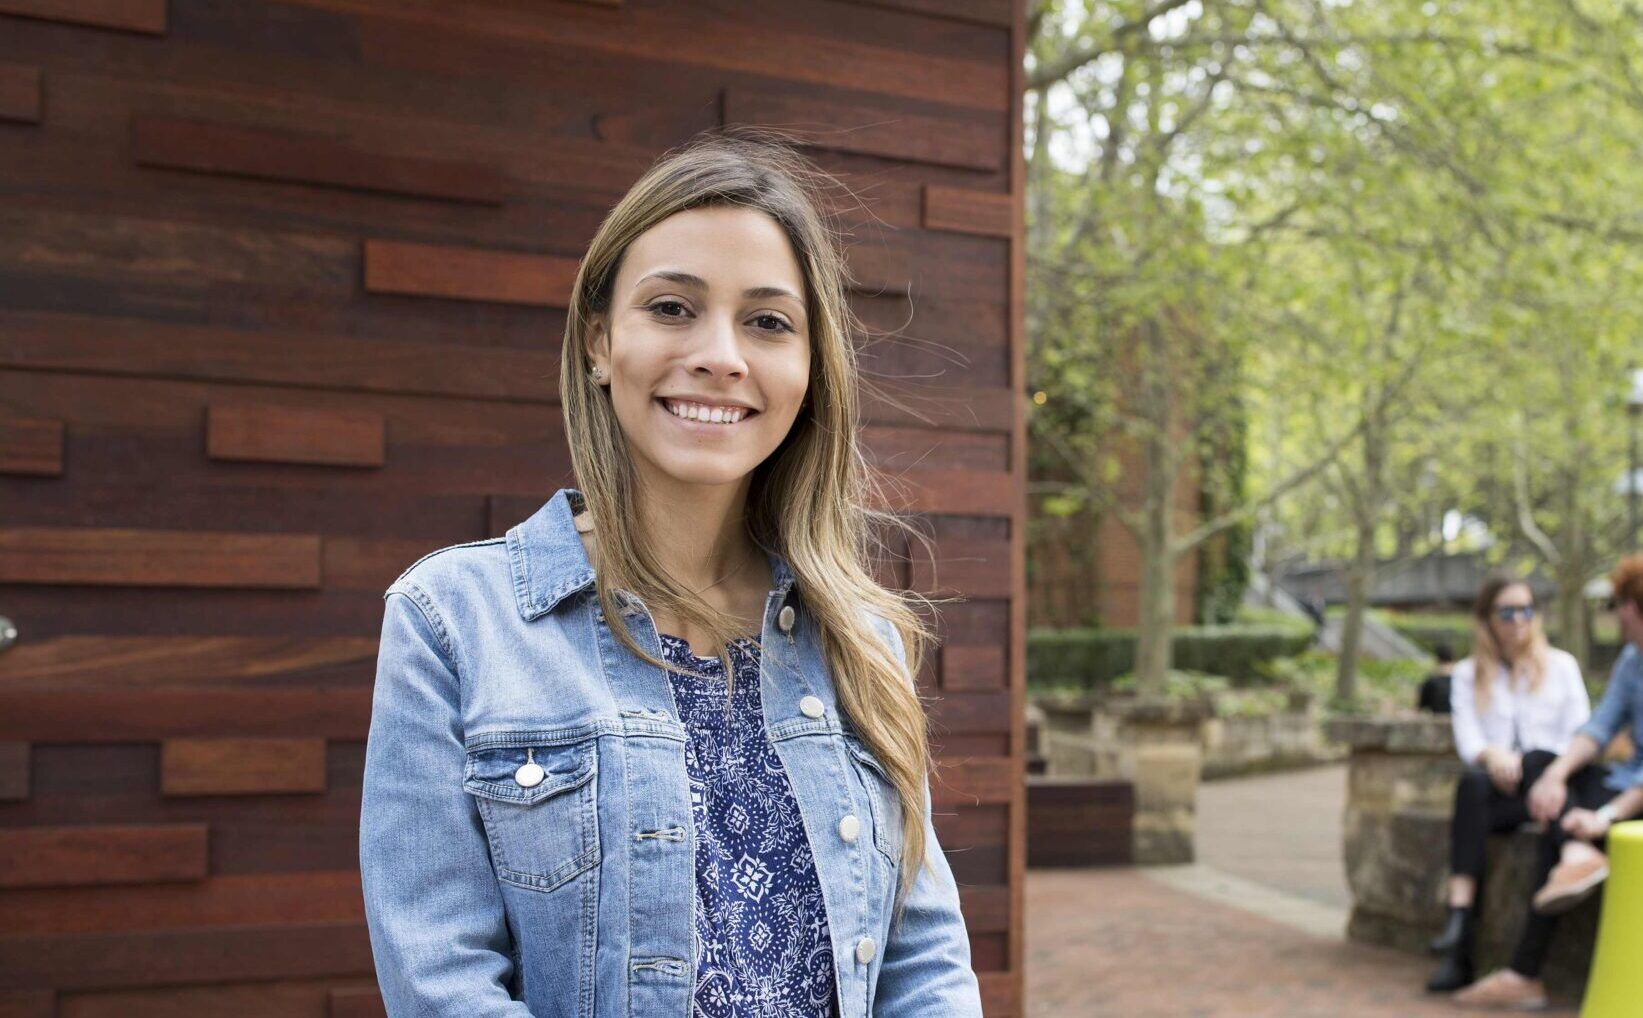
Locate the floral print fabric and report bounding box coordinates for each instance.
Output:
[658,632,839,1018]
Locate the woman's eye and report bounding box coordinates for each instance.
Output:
[647,300,690,319]
[752,314,793,333]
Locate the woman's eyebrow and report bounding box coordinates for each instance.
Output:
[636,270,800,304]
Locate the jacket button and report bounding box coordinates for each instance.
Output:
[778,605,795,633]
[838,815,860,843]
[515,762,545,788]
[799,695,825,719]
[855,936,876,964]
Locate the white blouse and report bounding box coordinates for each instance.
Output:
[1449,648,1590,765]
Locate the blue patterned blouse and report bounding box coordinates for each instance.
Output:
[657,631,839,1018]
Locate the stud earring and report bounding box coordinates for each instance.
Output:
[590,365,607,383]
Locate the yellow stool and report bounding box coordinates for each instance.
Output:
[1581,820,1643,1017]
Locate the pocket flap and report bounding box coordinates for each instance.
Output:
[463,740,595,805]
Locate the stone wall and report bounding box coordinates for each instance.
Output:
[1330,716,1598,997]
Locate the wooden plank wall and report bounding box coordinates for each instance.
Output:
[0,0,1027,1014]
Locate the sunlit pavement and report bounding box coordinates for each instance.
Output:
[1025,765,1579,1016]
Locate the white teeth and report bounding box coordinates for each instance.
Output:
[663,399,748,425]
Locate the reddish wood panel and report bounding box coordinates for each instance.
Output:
[0,527,323,588]
[362,238,578,307]
[0,61,41,123]
[930,755,1013,806]
[44,978,384,1018]
[131,116,505,205]
[0,742,29,801]
[0,416,61,475]
[328,986,387,1018]
[160,738,328,797]
[3,870,364,936]
[910,535,1011,598]
[0,311,560,404]
[977,971,1016,1017]
[0,823,208,889]
[206,404,385,468]
[0,0,165,33]
[942,643,1006,690]
[873,468,1018,518]
[723,90,1005,171]
[0,921,373,991]
[0,634,378,690]
[958,884,1010,932]
[1026,778,1134,867]
[923,185,1012,237]
[0,991,54,1018]
[838,0,1014,28]
[0,688,373,741]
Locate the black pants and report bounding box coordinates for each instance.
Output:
[1448,749,1557,882]
[1506,762,1621,978]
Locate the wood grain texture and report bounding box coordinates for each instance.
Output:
[160,738,328,797]
[0,742,29,801]
[131,116,505,204]
[0,823,208,889]
[2,870,364,936]
[836,0,1014,28]
[0,417,62,475]
[0,634,378,689]
[329,986,388,1018]
[0,527,323,588]
[0,62,41,123]
[363,238,577,307]
[0,0,165,33]
[910,535,1011,598]
[36,978,384,1018]
[0,991,54,1018]
[923,185,1012,237]
[207,404,386,468]
[873,468,1019,517]
[0,920,372,991]
[930,755,1013,806]
[0,688,373,741]
[942,643,1007,690]
[723,90,1004,171]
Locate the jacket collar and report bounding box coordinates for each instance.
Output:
[505,487,795,622]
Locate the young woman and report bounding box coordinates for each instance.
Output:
[1424,576,1589,994]
[358,132,984,1018]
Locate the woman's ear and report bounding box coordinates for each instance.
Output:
[585,313,610,383]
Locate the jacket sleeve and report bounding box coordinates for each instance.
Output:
[869,617,986,1017]
[1578,644,1638,754]
[359,584,533,1017]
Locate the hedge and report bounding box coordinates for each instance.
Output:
[1028,624,1317,690]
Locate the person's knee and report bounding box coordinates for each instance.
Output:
[1457,767,1493,802]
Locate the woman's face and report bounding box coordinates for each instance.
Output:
[587,205,812,491]
[1488,582,1536,654]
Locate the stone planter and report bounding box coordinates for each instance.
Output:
[1105,695,1212,865]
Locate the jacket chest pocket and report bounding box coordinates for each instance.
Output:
[463,738,600,893]
[843,736,904,869]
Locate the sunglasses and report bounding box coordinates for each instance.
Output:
[1495,605,1536,622]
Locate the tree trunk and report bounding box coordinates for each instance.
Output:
[1134,528,1175,697]
[1335,513,1376,707]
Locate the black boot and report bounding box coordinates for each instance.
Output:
[1425,948,1473,992]
[1427,905,1472,955]
[1424,905,1475,993]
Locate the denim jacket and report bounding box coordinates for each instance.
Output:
[359,488,984,1017]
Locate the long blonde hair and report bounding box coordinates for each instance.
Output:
[1469,575,1549,715]
[560,128,942,921]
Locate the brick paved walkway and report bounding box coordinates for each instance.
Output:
[1025,764,1580,1015]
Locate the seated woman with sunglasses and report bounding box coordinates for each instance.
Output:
[1425,576,1590,997]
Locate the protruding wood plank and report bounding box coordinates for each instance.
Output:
[930,690,1014,734]
[363,239,577,307]
[941,643,1006,690]
[0,743,29,801]
[0,0,166,34]
[3,870,365,936]
[0,62,42,123]
[329,986,387,1018]
[0,417,62,476]
[931,755,1014,806]
[723,90,1003,171]
[160,738,328,797]
[0,824,208,889]
[910,536,1010,598]
[865,386,1014,434]
[923,185,1011,237]
[872,468,1018,518]
[131,116,505,205]
[0,688,373,741]
[0,527,323,588]
[0,635,378,690]
[207,404,385,468]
